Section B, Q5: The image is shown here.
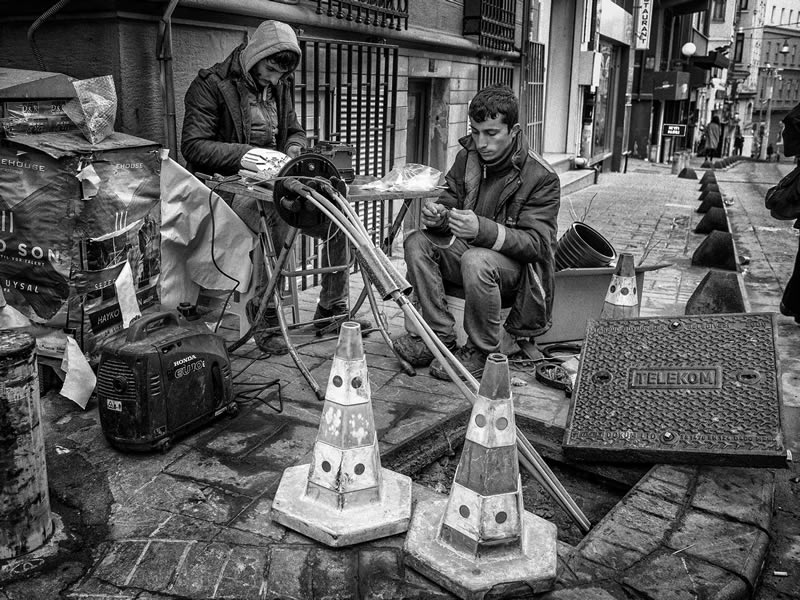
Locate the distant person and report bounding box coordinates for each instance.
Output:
[777,103,800,324]
[703,115,721,161]
[181,20,369,353]
[392,85,560,381]
[734,129,744,156]
[767,143,775,162]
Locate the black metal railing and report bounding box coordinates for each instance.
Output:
[294,37,400,289]
[523,41,545,154]
[314,0,409,30]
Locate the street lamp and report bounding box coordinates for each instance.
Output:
[759,65,782,159]
[681,42,697,151]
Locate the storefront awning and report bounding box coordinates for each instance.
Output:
[660,0,709,16]
[692,51,730,70]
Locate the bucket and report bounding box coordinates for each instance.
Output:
[0,330,53,559]
[555,222,616,270]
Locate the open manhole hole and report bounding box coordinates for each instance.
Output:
[410,439,646,546]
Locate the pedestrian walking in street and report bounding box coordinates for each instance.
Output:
[734,127,744,156]
[392,85,560,380]
[767,142,775,162]
[180,19,368,353]
[703,115,721,160]
[776,102,800,324]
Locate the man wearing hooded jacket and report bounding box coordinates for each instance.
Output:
[393,85,560,380]
[181,20,368,353]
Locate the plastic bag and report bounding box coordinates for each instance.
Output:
[361,163,441,192]
[63,76,117,144]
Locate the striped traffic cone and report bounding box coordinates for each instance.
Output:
[600,252,640,319]
[270,322,411,547]
[404,354,557,599]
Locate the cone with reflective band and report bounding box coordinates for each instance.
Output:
[404,354,557,599]
[271,322,411,546]
[600,253,639,319]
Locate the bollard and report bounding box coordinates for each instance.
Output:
[0,330,53,559]
[270,322,411,546]
[404,354,557,599]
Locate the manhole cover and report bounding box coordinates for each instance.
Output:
[563,313,787,467]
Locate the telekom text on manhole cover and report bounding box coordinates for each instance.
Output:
[563,313,788,467]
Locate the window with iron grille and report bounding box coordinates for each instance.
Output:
[293,37,400,289]
[522,41,545,154]
[463,0,517,53]
[312,0,409,30]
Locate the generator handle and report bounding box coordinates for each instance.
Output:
[127,312,180,342]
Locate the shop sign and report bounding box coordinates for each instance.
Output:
[635,0,652,50]
[662,124,687,137]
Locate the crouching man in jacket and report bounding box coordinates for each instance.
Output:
[181,20,368,354]
[393,85,560,381]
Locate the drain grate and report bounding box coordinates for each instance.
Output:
[563,313,787,467]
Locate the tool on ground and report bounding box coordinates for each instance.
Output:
[241,158,591,533]
[535,362,573,397]
[97,311,236,452]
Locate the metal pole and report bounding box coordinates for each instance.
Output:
[759,73,775,160]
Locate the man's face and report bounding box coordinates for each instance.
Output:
[251,58,291,88]
[470,115,519,162]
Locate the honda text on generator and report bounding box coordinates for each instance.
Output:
[97,312,236,452]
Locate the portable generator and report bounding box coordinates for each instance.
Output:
[97,311,236,452]
[302,141,355,183]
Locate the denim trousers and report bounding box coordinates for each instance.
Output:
[403,229,522,354]
[230,191,349,311]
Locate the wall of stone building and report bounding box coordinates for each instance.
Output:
[1,4,523,174]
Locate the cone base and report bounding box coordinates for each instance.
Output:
[404,498,557,600]
[270,464,412,547]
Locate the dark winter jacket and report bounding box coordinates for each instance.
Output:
[430,132,561,337]
[180,43,306,176]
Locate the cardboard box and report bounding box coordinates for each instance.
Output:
[0,130,161,355]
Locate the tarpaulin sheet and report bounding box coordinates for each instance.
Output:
[158,156,255,311]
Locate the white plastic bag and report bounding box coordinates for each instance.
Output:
[361,164,441,192]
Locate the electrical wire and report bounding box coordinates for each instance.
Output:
[206,178,242,333]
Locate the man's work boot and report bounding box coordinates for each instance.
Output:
[246,299,288,355]
[313,303,372,333]
[429,344,488,382]
[393,333,455,368]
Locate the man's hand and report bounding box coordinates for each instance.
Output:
[448,208,479,239]
[286,144,302,158]
[421,199,448,228]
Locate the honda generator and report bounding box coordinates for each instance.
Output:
[97,311,236,452]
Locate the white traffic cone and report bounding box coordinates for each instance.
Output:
[404,353,557,599]
[600,252,640,319]
[270,321,411,546]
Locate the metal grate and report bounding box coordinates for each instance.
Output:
[294,37,399,290]
[478,64,514,89]
[97,359,137,402]
[313,0,409,30]
[522,41,545,154]
[463,0,516,53]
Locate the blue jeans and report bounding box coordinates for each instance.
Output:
[231,191,349,311]
[403,230,522,354]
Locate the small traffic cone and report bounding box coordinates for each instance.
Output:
[270,322,411,546]
[600,253,639,319]
[404,354,557,599]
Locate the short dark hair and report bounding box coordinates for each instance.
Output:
[267,50,300,72]
[469,85,518,131]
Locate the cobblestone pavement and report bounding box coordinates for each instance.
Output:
[0,158,797,599]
